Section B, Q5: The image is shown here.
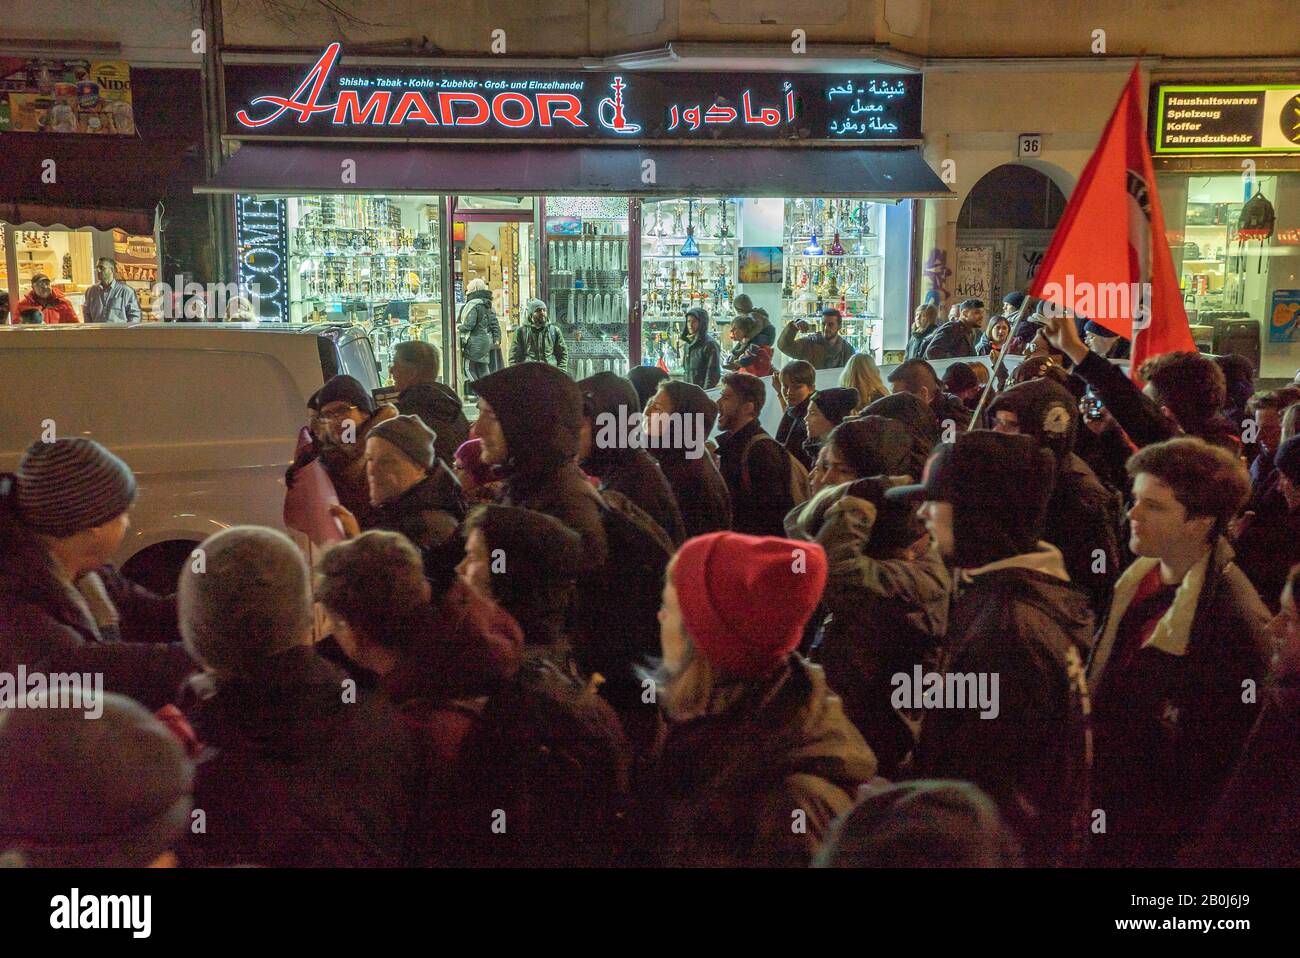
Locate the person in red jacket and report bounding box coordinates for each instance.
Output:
[16,274,80,324]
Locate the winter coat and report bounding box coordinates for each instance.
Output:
[378,583,525,865]
[636,654,877,867]
[1046,454,1122,621]
[649,377,732,539]
[929,390,972,431]
[1071,350,1241,453]
[912,544,1095,867]
[180,646,422,868]
[316,403,399,529]
[1232,499,1300,613]
[397,381,469,467]
[1075,417,1133,495]
[1181,676,1300,867]
[786,485,951,775]
[16,287,79,324]
[457,290,499,363]
[716,418,794,537]
[726,313,776,371]
[1087,537,1270,867]
[921,320,977,360]
[510,316,568,369]
[367,464,467,595]
[681,315,722,389]
[0,493,196,711]
[904,328,932,360]
[473,366,607,570]
[861,393,940,480]
[777,323,857,370]
[585,447,686,547]
[368,464,465,551]
[776,398,813,470]
[652,446,732,540]
[992,374,1125,619]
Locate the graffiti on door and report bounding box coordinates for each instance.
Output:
[923,247,952,305]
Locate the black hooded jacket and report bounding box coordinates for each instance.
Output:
[989,378,1122,619]
[473,363,608,570]
[681,310,722,390]
[830,416,915,478]
[397,381,469,466]
[368,463,467,597]
[650,381,732,539]
[913,551,1095,867]
[580,372,687,546]
[860,393,940,480]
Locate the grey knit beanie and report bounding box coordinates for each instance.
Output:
[16,438,137,537]
[368,414,437,470]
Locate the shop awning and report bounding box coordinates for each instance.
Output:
[197,143,951,199]
[1,133,192,235]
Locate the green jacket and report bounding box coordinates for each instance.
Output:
[785,484,951,773]
[778,322,857,370]
[639,655,877,867]
[510,319,568,370]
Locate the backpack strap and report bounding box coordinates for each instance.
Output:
[740,432,781,497]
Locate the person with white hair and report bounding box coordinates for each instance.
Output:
[176,525,420,867]
[457,276,500,387]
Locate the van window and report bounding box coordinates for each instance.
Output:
[317,336,339,381]
[335,332,383,392]
[0,347,306,458]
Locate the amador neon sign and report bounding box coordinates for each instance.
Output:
[230,45,922,141]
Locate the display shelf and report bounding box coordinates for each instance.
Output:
[781,197,885,355]
[544,196,632,374]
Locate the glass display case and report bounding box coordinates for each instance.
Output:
[640,196,739,375]
[544,195,631,378]
[10,227,96,317]
[286,194,444,375]
[782,198,885,357]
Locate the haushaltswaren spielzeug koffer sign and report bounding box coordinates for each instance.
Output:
[1154,84,1300,153]
[224,43,923,143]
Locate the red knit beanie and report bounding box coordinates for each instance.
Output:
[672,532,828,678]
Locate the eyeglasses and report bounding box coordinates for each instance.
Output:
[318,404,357,421]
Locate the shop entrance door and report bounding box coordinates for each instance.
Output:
[956,163,1065,309]
[451,196,538,398]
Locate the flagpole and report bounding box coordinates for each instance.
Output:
[967,294,1032,432]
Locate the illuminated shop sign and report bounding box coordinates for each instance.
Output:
[235,194,288,321]
[1154,84,1300,154]
[225,43,921,142]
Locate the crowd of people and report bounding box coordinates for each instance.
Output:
[5,288,1300,871]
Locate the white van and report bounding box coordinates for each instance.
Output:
[0,322,381,591]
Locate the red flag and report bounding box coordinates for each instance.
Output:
[1030,64,1193,382]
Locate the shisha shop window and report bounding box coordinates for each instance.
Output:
[782,198,885,358]
[545,195,632,379]
[640,197,739,377]
[284,194,445,385]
